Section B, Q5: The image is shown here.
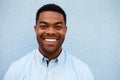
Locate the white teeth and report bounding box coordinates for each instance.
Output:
[45,39,56,42]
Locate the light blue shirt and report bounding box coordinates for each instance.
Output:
[3,49,94,80]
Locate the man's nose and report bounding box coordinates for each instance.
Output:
[46,27,56,34]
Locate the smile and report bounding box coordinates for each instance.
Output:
[45,39,57,42]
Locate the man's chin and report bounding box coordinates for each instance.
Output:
[44,49,58,54]
[43,47,61,54]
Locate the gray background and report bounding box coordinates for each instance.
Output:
[0,0,120,80]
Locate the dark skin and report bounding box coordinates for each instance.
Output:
[34,11,67,60]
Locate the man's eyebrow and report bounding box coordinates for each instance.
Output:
[55,22,64,25]
[39,21,48,24]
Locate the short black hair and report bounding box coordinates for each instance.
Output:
[36,4,66,25]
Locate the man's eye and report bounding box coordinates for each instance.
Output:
[40,25,47,29]
[55,26,63,30]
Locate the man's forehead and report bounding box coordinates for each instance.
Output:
[39,11,64,19]
[38,12,64,24]
[38,21,65,25]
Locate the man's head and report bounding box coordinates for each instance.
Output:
[34,4,67,59]
[36,4,66,25]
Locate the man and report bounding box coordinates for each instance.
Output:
[3,4,94,80]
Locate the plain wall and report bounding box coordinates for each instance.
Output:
[0,0,120,80]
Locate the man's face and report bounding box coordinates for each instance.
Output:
[34,11,67,55]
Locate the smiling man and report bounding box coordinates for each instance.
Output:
[3,4,94,80]
[34,10,67,59]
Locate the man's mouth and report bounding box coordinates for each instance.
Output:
[44,38,58,46]
[45,39,57,42]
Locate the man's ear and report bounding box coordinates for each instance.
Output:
[34,25,37,33]
[65,26,67,33]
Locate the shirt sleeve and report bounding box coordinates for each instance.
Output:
[77,64,94,80]
[83,64,95,80]
[3,63,18,80]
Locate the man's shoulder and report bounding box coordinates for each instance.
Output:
[65,51,94,80]
[3,49,37,80]
[66,51,91,70]
[11,49,36,68]
[66,52,85,65]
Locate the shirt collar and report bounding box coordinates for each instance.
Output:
[35,48,66,66]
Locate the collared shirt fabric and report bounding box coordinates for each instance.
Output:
[3,49,94,80]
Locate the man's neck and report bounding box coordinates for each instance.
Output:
[38,47,62,60]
